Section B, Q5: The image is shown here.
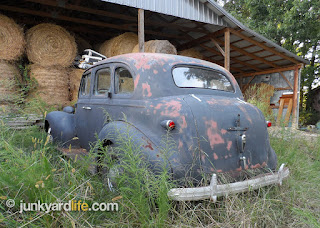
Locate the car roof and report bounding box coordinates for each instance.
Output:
[93,53,228,73]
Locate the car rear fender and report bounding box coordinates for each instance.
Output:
[45,111,76,145]
[98,121,170,173]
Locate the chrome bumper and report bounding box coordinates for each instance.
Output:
[168,164,289,202]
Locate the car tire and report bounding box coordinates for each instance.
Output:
[96,142,122,192]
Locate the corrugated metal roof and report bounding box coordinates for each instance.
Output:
[102,0,228,27]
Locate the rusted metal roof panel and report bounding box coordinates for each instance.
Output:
[102,0,228,26]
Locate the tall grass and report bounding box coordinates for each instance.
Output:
[0,121,319,227]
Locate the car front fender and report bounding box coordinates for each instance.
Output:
[45,111,76,146]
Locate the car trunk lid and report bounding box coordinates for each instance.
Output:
[183,94,269,175]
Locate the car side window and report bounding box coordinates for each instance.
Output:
[79,74,91,96]
[115,67,134,94]
[94,68,111,95]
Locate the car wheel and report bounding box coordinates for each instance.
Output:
[104,163,122,192]
[96,142,122,192]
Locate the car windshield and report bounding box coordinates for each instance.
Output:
[172,66,234,92]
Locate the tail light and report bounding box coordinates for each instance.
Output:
[161,120,175,130]
[266,121,272,127]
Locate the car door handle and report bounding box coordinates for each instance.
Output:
[82,106,92,110]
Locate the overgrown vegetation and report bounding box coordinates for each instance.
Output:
[243,83,275,122]
[0,121,319,227]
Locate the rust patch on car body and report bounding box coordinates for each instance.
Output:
[142,83,152,97]
[160,100,182,117]
[205,120,225,150]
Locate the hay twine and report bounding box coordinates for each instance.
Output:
[29,64,69,106]
[99,32,138,57]
[132,40,177,55]
[69,68,84,102]
[0,14,25,61]
[26,23,77,67]
[179,48,204,60]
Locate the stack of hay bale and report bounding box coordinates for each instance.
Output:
[99,32,138,57]
[0,14,25,113]
[132,40,177,55]
[26,23,77,106]
[99,32,178,57]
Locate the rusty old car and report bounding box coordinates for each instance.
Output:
[45,53,289,201]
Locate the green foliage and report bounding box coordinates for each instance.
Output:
[299,109,319,126]
[16,64,38,106]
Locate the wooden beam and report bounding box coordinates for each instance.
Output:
[211,36,279,68]
[200,45,245,72]
[138,9,144,52]
[210,38,225,57]
[229,28,300,64]
[178,28,226,50]
[274,87,292,91]
[25,0,205,34]
[0,5,186,40]
[203,45,260,72]
[9,16,119,40]
[231,58,262,72]
[224,28,230,71]
[234,65,302,78]
[292,65,300,128]
[279,72,293,90]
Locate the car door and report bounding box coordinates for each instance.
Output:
[85,64,113,146]
[75,72,92,149]
[111,64,136,122]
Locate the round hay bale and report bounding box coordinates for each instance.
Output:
[69,68,84,102]
[99,32,138,57]
[75,35,92,54]
[132,40,177,55]
[29,64,69,106]
[0,61,20,103]
[26,23,77,67]
[0,14,25,61]
[179,48,203,60]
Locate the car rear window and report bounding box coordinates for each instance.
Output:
[172,67,234,92]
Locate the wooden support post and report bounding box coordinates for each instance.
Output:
[224,28,230,71]
[210,38,225,57]
[292,65,300,128]
[138,8,145,52]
